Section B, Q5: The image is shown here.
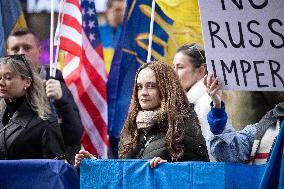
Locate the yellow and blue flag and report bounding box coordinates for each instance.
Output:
[107,0,203,156]
[0,0,26,56]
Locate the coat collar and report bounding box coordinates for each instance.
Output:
[186,78,207,104]
[0,100,35,128]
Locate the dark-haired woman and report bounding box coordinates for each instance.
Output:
[173,43,214,161]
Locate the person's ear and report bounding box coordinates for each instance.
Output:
[198,65,206,77]
[38,46,42,56]
[25,77,32,89]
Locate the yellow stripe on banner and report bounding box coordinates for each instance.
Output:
[122,48,137,56]
[13,12,27,29]
[127,0,137,21]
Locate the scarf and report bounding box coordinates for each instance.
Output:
[136,109,159,130]
[249,102,284,164]
[255,102,284,140]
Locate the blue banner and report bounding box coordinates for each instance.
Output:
[80,159,266,189]
[0,159,79,189]
[81,123,284,189]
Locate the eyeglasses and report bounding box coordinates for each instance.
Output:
[186,43,206,63]
[3,54,32,77]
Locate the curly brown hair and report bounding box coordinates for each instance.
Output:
[118,61,200,160]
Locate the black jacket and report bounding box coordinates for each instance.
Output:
[125,123,209,162]
[42,67,83,163]
[0,101,66,160]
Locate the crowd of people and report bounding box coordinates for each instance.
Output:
[75,41,283,167]
[0,0,282,181]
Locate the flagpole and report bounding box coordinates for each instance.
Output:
[54,0,65,70]
[50,0,56,77]
[146,0,156,63]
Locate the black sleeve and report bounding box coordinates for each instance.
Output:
[123,143,143,159]
[47,69,83,146]
[45,67,65,82]
[181,125,209,162]
[55,72,83,146]
[41,117,66,159]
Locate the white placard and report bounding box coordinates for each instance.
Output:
[27,0,107,13]
[198,0,284,91]
[27,0,60,13]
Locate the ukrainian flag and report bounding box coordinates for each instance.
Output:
[0,0,26,56]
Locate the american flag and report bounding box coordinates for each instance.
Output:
[59,0,108,158]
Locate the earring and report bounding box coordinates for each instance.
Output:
[24,86,27,90]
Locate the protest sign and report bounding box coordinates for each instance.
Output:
[198,0,284,91]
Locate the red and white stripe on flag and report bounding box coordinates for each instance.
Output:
[59,0,108,158]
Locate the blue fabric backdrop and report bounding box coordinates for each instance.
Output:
[81,123,284,189]
[80,160,266,189]
[0,126,282,189]
[0,159,79,189]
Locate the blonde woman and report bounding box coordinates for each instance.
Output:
[0,54,65,160]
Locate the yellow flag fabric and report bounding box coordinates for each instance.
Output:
[0,0,26,56]
[14,12,27,29]
[156,0,201,25]
[103,48,115,73]
[155,0,203,64]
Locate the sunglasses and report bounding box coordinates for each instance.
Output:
[186,43,206,63]
[3,54,32,77]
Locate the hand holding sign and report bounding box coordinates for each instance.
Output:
[204,74,222,108]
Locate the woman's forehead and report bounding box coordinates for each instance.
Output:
[137,67,156,83]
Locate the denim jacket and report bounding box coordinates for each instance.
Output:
[207,102,257,163]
